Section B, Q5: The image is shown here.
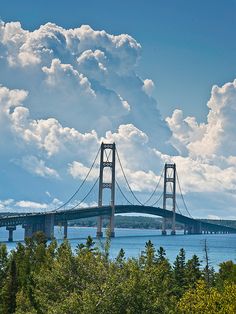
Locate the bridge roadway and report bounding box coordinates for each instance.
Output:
[1,205,236,241]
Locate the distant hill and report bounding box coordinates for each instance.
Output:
[200,219,236,229]
[69,215,183,229]
[69,216,236,230]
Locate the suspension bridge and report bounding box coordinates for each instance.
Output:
[1,143,236,241]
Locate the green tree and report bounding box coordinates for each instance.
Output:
[156,246,167,264]
[1,257,18,314]
[1,234,236,314]
[178,279,236,314]
[0,244,8,306]
[115,248,125,267]
[173,248,187,296]
[219,282,236,313]
[140,240,156,268]
[185,254,201,288]
[76,235,97,253]
[216,260,236,286]
[33,239,79,313]
[15,289,37,314]
[0,244,8,280]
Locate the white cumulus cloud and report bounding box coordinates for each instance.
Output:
[0,20,236,218]
[142,79,155,96]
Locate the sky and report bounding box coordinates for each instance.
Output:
[0,0,236,219]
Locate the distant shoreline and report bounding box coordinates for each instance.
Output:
[67,215,236,230]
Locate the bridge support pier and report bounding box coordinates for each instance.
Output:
[109,214,115,238]
[44,214,54,240]
[23,214,54,240]
[6,226,16,242]
[183,225,187,234]
[187,225,192,234]
[63,221,68,239]
[23,224,33,239]
[162,218,167,235]
[193,222,202,234]
[97,217,103,238]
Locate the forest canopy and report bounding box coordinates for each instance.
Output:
[0,232,236,314]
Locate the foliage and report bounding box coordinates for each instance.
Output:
[69,215,183,230]
[177,280,236,314]
[0,234,235,313]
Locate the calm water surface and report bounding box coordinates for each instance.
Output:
[1,226,236,269]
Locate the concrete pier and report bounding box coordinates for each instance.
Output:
[23,214,54,240]
[63,221,68,239]
[44,214,54,240]
[6,226,16,242]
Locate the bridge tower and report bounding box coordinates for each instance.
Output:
[162,163,176,235]
[96,142,116,238]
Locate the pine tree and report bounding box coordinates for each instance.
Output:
[173,248,187,296]
[116,248,125,266]
[0,244,8,285]
[1,258,18,314]
[141,240,156,268]
[157,246,167,264]
[216,260,236,285]
[186,254,201,288]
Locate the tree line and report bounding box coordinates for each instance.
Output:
[0,232,235,313]
[69,215,236,230]
[69,215,183,230]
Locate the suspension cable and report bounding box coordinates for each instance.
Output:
[69,146,112,211]
[54,147,100,211]
[116,179,133,205]
[175,199,183,215]
[105,148,134,205]
[143,167,164,205]
[176,170,193,218]
[115,149,144,206]
[149,192,163,207]
[68,176,99,210]
[167,176,182,215]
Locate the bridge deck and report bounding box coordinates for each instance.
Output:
[0,205,236,233]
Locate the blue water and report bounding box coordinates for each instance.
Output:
[1,226,236,269]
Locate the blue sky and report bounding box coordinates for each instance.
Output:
[1,0,236,120]
[0,0,236,219]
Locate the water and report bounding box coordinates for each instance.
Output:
[1,226,236,269]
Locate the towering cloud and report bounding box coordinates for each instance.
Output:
[0,21,171,146]
[0,21,235,218]
[167,80,236,159]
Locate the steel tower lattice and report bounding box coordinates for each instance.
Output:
[162,163,176,235]
[96,142,116,238]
